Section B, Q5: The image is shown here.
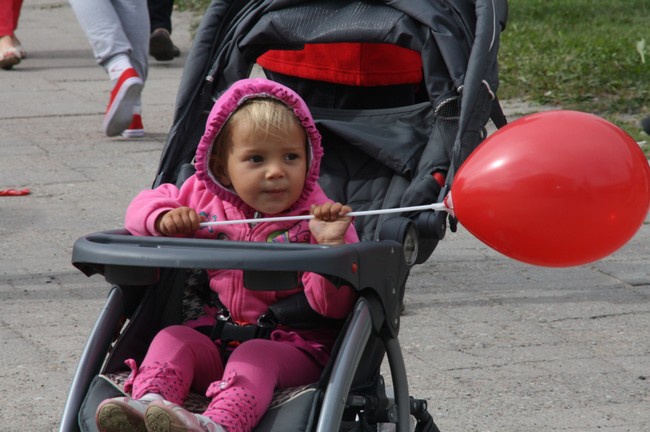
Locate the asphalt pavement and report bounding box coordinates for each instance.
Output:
[1,2,649,431]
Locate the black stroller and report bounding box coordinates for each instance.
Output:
[60,1,508,431]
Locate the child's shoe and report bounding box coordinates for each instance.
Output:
[145,399,226,432]
[103,68,143,137]
[121,114,145,138]
[96,396,149,432]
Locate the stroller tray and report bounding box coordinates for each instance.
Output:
[72,229,406,291]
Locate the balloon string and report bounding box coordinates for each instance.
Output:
[199,202,449,227]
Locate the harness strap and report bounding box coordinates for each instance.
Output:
[195,290,278,342]
[197,286,340,343]
[196,319,275,342]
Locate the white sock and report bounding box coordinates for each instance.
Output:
[133,97,142,116]
[105,54,133,82]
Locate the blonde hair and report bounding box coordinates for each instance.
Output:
[210,98,305,180]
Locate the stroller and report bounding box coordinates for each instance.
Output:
[60,1,508,431]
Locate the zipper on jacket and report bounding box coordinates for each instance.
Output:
[245,212,261,239]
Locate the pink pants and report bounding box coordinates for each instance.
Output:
[128,325,323,432]
[0,0,23,36]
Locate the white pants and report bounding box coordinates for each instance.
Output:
[68,0,149,80]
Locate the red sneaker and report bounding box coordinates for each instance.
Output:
[121,114,145,138]
[103,68,143,137]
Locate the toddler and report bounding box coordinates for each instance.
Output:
[95,78,358,432]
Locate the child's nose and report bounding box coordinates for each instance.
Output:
[265,162,285,179]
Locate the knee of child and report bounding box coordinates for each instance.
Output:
[233,339,274,357]
[228,339,284,369]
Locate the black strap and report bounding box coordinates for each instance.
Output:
[490,97,508,129]
[196,291,340,343]
[268,291,340,329]
[203,319,275,342]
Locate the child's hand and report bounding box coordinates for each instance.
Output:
[309,202,353,245]
[155,207,201,236]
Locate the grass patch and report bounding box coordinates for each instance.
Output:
[499,0,649,151]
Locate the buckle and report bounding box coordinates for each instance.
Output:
[219,322,273,342]
[257,310,278,328]
[207,309,276,342]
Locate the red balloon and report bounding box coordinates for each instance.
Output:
[451,110,650,267]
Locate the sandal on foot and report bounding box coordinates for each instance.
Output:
[0,46,21,70]
[12,35,26,58]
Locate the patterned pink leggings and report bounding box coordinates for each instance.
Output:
[126,325,323,432]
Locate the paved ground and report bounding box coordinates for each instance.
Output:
[1,2,648,431]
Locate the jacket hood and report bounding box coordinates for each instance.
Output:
[195,78,323,216]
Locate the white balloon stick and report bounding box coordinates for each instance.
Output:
[199,202,449,227]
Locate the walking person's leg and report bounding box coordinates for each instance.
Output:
[0,0,25,70]
[69,0,148,137]
[148,0,180,61]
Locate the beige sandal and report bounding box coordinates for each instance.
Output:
[0,46,21,70]
[12,35,26,58]
[0,33,25,70]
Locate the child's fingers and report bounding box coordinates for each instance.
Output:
[314,202,334,221]
[178,208,201,232]
[310,203,323,219]
[159,208,200,235]
[159,216,178,236]
[327,202,344,220]
[188,210,202,230]
[169,212,186,234]
[312,202,352,221]
[339,205,353,217]
[321,202,335,220]
[311,203,332,220]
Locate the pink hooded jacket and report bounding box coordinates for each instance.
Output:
[125,78,358,362]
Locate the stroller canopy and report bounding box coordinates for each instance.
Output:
[157,0,507,189]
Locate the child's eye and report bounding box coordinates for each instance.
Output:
[285,153,300,161]
[248,155,263,163]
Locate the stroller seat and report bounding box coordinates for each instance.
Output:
[84,372,318,432]
[77,266,321,432]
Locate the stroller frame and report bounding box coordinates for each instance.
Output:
[62,230,429,432]
[60,1,508,431]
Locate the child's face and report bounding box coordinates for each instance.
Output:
[219,120,308,215]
